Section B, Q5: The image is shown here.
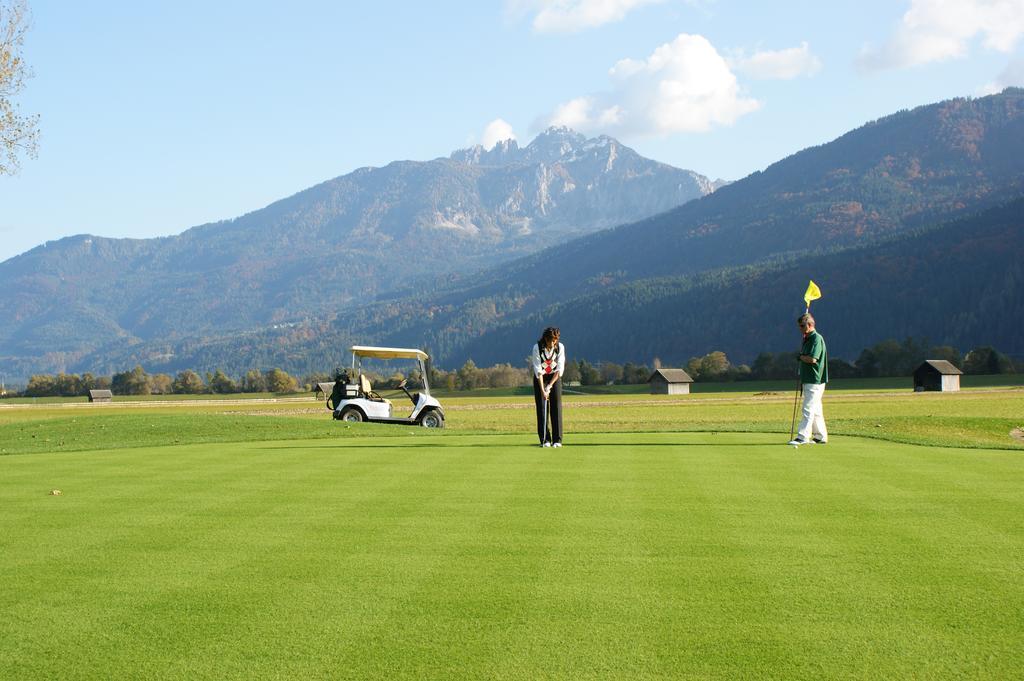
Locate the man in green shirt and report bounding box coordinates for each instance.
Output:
[788,313,828,446]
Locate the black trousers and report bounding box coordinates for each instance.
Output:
[533,376,563,444]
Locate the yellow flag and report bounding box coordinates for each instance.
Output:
[804,280,822,306]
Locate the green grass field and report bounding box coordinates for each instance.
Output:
[2,383,1023,678]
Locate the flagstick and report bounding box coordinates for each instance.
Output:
[790,380,801,442]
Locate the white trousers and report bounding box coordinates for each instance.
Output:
[797,383,827,442]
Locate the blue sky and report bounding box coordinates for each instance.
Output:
[1,0,1022,262]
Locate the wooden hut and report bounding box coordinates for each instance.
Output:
[88,389,113,403]
[912,360,962,392]
[313,382,335,400]
[648,368,694,395]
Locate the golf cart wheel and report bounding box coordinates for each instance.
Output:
[420,409,444,429]
[339,407,364,423]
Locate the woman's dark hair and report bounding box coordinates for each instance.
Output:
[539,327,560,349]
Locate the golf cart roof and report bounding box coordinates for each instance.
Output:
[350,345,429,361]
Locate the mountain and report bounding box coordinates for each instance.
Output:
[317,89,1024,363]
[9,90,1024,379]
[66,195,1024,381]
[0,130,715,379]
[453,197,1024,365]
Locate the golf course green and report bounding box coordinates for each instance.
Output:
[1,384,1022,678]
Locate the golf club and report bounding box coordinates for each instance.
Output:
[542,389,550,445]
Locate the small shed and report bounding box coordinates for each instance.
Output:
[913,360,962,392]
[313,382,336,400]
[648,368,694,395]
[88,389,113,403]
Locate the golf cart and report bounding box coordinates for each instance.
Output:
[331,346,445,428]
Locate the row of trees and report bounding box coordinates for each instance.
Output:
[428,359,654,391]
[13,340,1020,397]
[441,340,1018,390]
[23,366,304,398]
[687,340,1019,382]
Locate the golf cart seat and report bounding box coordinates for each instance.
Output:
[359,374,391,406]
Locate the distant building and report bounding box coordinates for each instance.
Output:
[88,389,113,403]
[648,368,694,395]
[313,382,335,400]
[913,360,962,392]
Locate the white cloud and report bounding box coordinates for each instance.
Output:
[731,42,823,80]
[542,33,760,136]
[980,57,1024,93]
[507,0,666,33]
[859,0,1024,71]
[481,119,517,149]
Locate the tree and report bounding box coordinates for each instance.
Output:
[728,364,752,381]
[54,373,81,396]
[112,366,151,395]
[698,351,730,381]
[264,368,298,393]
[80,372,100,392]
[827,358,859,379]
[150,373,173,394]
[578,360,601,386]
[1,0,39,175]
[210,369,236,394]
[868,339,904,377]
[963,346,1014,375]
[562,359,581,384]
[241,369,266,393]
[25,373,55,397]
[487,363,526,388]
[457,360,481,391]
[600,362,623,385]
[751,353,775,380]
[622,362,650,384]
[172,370,205,394]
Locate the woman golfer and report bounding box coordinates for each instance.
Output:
[531,327,565,447]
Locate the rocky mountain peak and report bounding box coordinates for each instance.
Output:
[449,138,522,165]
[521,127,589,163]
[451,127,626,167]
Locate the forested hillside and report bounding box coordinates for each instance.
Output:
[0,129,713,380]
[453,198,1024,365]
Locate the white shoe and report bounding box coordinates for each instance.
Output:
[788,438,811,446]
[553,442,562,448]
[542,442,552,447]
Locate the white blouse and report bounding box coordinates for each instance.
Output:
[531,342,565,377]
